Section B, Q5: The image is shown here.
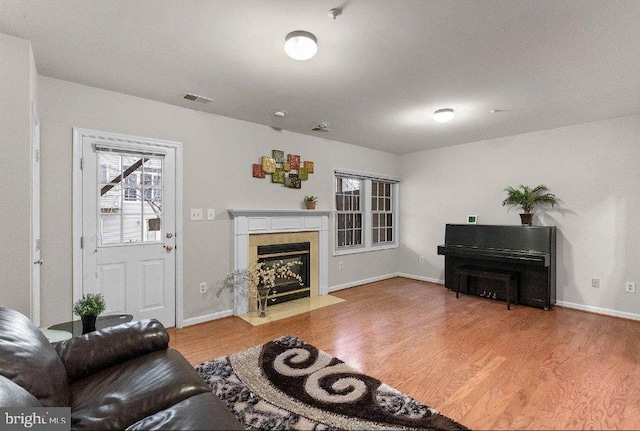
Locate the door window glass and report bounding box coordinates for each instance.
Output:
[98,151,163,245]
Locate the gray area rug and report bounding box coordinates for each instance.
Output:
[196,335,468,430]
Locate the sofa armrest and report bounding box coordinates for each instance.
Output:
[53,319,169,382]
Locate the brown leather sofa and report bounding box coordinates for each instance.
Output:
[0,307,243,430]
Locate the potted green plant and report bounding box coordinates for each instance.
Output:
[73,293,107,334]
[502,184,557,226]
[304,195,318,210]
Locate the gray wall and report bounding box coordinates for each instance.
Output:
[38,76,399,326]
[399,115,640,316]
[5,33,639,325]
[0,34,36,316]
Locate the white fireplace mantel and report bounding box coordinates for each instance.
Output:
[228,209,331,315]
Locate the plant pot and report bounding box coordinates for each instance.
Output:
[81,314,97,334]
[519,213,533,226]
[305,201,316,210]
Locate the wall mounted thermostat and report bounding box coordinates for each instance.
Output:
[467,215,478,224]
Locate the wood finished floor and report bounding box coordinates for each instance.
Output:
[168,277,640,430]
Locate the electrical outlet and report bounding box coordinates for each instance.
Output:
[338,262,344,270]
[199,282,207,294]
[207,209,215,220]
[625,281,636,293]
[190,208,203,220]
[419,256,425,263]
[591,278,600,288]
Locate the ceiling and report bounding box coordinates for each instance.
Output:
[2,0,640,154]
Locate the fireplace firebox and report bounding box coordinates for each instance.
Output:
[257,242,311,305]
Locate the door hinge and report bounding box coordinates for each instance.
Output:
[35,150,40,163]
[80,157,84,170]
[80,236,84,249]
[35,239,41,251]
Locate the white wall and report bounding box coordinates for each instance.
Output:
[0,34,36,317]
[38,76,398,326]
[399,115,640,317]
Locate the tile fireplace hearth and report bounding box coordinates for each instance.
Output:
[228,209,331,316]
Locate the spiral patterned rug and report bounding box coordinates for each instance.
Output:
[196,335,468,430]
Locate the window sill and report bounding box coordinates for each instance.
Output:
[333,243,398,256]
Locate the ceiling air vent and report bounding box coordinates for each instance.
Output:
[310,122,331,132]
[183,93,214,104]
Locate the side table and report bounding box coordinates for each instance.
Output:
[48,314,133,337]
[40,328,73,342]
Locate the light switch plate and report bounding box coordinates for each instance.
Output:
[207,209,215,220]
[190,208,202,220]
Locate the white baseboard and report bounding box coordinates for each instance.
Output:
[555,301,640,322]
[328,273,400,293]
[182,309,233,327]
[397,273,444,285]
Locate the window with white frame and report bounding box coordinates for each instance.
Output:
[334,169,399,254]
[372,180,394,244]
[335,176,363,249]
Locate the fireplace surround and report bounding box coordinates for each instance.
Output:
[228,209,331,315]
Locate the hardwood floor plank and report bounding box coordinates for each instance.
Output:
[168,277,640,430]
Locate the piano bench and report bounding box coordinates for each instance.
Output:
[455,264,519,310]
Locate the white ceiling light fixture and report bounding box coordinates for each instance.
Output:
[284,30,318,60]
[433,108,455,123]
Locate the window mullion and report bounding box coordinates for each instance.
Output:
[363,179,372,249]
[140,159,145,242]
[119,156,124,243]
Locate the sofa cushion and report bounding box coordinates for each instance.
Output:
[0,307,70,407]
[69,349,211,430]
[0,375,43,408]
[53,319,169,382]
[126,392,244,430]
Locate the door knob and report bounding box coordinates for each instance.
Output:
[164,245,173,252]
[166,232,173,238]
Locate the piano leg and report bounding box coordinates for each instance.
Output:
[456,273,469,299]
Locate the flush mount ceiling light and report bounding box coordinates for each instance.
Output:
[433,108,455,123]
[284,30,318,60]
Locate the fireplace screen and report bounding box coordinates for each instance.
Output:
[257,242,311,305]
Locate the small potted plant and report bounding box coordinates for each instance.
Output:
[73,293,107,334]
[502,184,557,225]
[304,195,317,210]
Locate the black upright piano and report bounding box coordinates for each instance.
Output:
[437,224,556,310]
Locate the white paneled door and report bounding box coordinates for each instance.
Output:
[31,105,41,326]
[81,135,176,327]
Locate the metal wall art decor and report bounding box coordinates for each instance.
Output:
[252,163,265,178]
[287,154,301,170]
[303,161,314,173]
[261,156,276,173]
[252,149,314,188]
[272,150,285,163]
[298,167,309,181]
[272,168,285,183]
